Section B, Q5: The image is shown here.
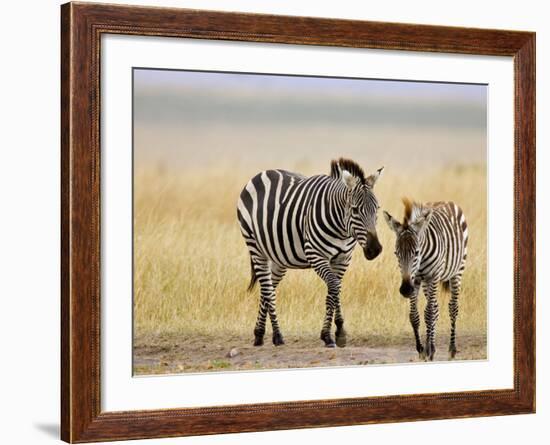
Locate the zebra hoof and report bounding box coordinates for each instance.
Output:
[449,346,457,359]
[253,336,264,346]
[272,332,285,346]
[321,332,336,348]
[418,344,427,360]
[335,333,347,348]
[426,344,435,361]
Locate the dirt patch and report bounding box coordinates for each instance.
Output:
[133,333,487,375]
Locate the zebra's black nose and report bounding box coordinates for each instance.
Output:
[364,233,382,260]
[400,280,414,298]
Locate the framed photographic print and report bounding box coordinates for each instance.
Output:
[61,2,535,442]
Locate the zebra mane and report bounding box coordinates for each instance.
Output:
[330,158,366,184]
[402,197,426,228]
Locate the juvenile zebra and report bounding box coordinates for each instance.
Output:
[383,199,468,361]
[237,158,384,348]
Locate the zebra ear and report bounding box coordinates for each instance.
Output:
[341,170,359,190]
[365,166,384,188]
[383,210,401,234]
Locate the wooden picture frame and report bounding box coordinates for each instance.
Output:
[61,2,535,442]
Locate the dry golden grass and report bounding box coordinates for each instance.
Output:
[134,163,486,345]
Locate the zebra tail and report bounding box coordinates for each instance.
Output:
[247,258,258,292]
[441,280,451,293]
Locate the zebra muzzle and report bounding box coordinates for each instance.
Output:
[364,233,382,260]
[399,280,415,298]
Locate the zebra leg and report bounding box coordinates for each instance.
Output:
[409,284,424,358]
[312,259,341,348]
[331,257,350,348]
[423,280,439,361]
[252,258,272,347]
[448,275,462,359]
[269,264,287,346]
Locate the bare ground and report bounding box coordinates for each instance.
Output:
[133,333,487,375]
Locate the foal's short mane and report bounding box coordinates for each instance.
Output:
[402,197,413,228]
[330,158,366,184]
[402,197,423,228]
[402,198,443,228]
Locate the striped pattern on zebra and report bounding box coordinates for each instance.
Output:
[237,158,384,348]
[383,198,468,361]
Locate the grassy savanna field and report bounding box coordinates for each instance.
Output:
[133,161,487,375]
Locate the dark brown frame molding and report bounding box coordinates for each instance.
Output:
[61,2,536,442]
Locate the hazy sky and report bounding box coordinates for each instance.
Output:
[134,68,487,129]
[134,68,486,103]
[133,68,487,170]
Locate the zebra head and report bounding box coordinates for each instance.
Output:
[337,161,384,260]
[383,199,434,297]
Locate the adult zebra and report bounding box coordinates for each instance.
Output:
[237,158,384,348]
[384,199,468,361]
